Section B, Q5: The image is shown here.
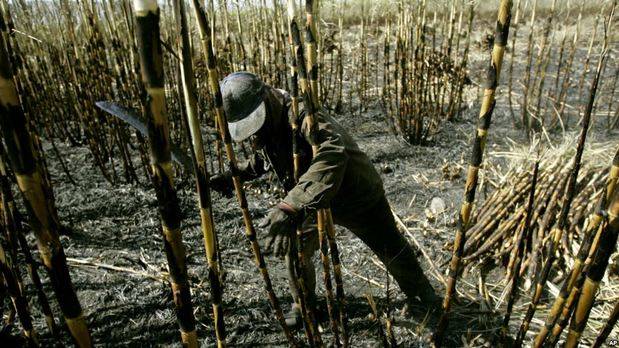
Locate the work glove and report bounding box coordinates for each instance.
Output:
[260,203,298,257]
[209,174,234,198]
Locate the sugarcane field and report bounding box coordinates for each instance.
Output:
[1,0,619,346]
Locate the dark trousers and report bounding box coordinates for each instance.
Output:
[286,195,437,307]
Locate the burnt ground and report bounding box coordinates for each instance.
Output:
[6,18,619,347]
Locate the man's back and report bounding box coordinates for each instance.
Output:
[282,111,385,218]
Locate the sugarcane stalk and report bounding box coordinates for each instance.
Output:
[132,0,198,345]
[286,4,321,344]
[0,151,59,338]
[286,24,316,348]
[172,0,226,345]
[318,209,341,346]
[290,0,346,345]
[606,67,619,130]
[591,299,619,348]
[465,184,532,259]
[564,188,619,348]
[365,292,390,347]
[306,1,346,344]
[0,271,6,319]
[528,172,569,276]
[529,0,556,128]
[289,227,317,347]
[505,221,527,280]
[285,2,323,346]
[0,13,91,347]
[325,208,348,347]
[304,1,342,345]
[0,229,38,345]
[433,1,513,345]
[454,3,474,121]
[546,267,589,346]
[305,0,319,106]
[466,208,525,261]
[549,27,567,125]
[501,159,539,341]
[191,1,298,345]
[507,0,522,125]
[554,0,585,128]
[335,8,343,113]
[520,0,538,136]
[574,16,598,123]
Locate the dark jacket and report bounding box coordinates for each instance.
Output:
[238,90,385,219]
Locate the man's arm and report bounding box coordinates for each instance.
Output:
[281,114,349,213]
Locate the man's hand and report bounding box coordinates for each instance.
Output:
[209,174,234,198]
[260,203,298,257]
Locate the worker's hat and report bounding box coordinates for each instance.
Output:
[220,71,267,142]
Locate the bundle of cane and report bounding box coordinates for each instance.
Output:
[453,141,618,346]
[460,141,616,282]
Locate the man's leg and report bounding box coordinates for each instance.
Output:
[340,196,439,307]
[285,241,317,307]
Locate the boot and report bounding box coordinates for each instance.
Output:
[285,304,302,329]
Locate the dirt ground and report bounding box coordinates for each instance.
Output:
[7,18,619,348]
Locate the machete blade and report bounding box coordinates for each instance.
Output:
[95,101,192,170]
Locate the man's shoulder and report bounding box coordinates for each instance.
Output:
[298,109,345,135]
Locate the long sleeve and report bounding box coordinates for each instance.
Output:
[282,113,349,212]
